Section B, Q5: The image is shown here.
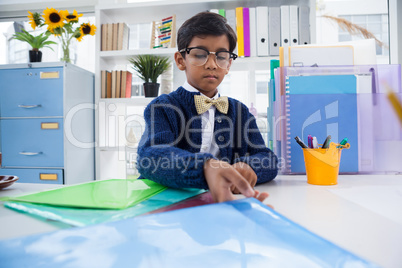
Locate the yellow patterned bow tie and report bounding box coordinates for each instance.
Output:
[194,95,229,115]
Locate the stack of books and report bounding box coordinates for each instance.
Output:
[101,70,132,98]
[101,22,130,51]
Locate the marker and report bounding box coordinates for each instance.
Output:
[312,137,318,148]
[321,135,331,149]
[340,138,348,145]
[294,136,308,148]
[307,135,313,148]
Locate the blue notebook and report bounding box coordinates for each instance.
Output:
[0,198,377,267]
[285,74,359,173]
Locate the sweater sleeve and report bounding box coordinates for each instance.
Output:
[233,104,278,184]
[136,98,215,189]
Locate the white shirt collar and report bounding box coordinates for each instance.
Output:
[182,81,220,99]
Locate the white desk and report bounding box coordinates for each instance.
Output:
[1,174,402,268]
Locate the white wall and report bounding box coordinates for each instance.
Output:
[389,0,402,65]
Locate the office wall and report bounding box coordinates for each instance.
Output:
[389,0,402,66]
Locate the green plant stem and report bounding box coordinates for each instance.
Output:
[60,29,74,63]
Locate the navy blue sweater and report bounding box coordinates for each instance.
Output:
[137,86,278,189]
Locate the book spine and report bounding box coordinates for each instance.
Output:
[285,76,291,173]
[243,7,250,57]
[235,7,244,57]
[126,72,132,98]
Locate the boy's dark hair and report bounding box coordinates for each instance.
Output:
[177,12,237,53]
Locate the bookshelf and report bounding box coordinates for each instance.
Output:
[95,0,316,180]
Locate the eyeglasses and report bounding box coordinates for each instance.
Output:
[179,47,238,69]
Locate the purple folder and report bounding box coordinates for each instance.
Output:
[243,7,251,57]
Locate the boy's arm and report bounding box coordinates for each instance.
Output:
[233,108,278,184]
[137,99,214,189]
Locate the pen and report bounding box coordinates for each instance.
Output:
[321,135,331,149]
[385,84,402,126]
[294,136,308,148]
[340,138,348,145]
[312,137,318,148]
[308,135,313,148]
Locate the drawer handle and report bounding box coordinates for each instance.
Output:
[19,152,43,156]
[18,104,42,109]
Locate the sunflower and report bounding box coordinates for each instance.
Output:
[43,8,68,29]
[48,26,62,36]
[65,10,83,23]
[28,11,42,30]
[75,33,84,42]
[79,23,97,36]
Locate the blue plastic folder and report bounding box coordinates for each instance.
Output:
[0,198,377,267]
[285,75,359,173]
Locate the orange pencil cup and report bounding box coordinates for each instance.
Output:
[302,142,350,185]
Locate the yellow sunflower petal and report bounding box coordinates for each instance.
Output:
[80,23,97,37]
[28,11,41,30]
[43,8,65,29]
[66,10,83,23]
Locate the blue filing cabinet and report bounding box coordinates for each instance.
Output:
[0,63,95,184]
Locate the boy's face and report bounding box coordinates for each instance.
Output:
[175,35,231,98]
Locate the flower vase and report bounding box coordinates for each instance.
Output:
[61,44,71,63]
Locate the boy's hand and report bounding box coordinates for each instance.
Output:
[230,162,257,194]
[204,159,255,203]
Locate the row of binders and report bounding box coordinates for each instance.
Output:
[101,70,132,98]
[101,23,130,51]
[210,5,310,57]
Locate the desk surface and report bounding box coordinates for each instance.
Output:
[1,174,401,268]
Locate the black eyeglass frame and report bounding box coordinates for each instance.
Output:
[179,47,238,61]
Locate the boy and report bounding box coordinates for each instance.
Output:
[137,12,278,202]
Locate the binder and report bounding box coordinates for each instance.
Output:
[289,45,354,67]
[225,9,237,54]
[280,5,290,47]
[298,6,310,45]
[284,75,359,173]
[289,5,299,45]
[0,198,376,267]
[235,7,244,57]
[218,9,225,17]
[268,7,280,56]
[249,7,257,57]
[243,7,250,57]
[256,6,269,56]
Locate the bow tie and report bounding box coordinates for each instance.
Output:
[194,95,229,115]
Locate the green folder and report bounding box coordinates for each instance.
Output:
[8,179,167,209]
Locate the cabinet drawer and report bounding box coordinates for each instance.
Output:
[0,68,63,117]
[0,168,63,184]
[1,118,64,167]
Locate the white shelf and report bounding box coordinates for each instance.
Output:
[100,48,176,59]
[98,97,155,106]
